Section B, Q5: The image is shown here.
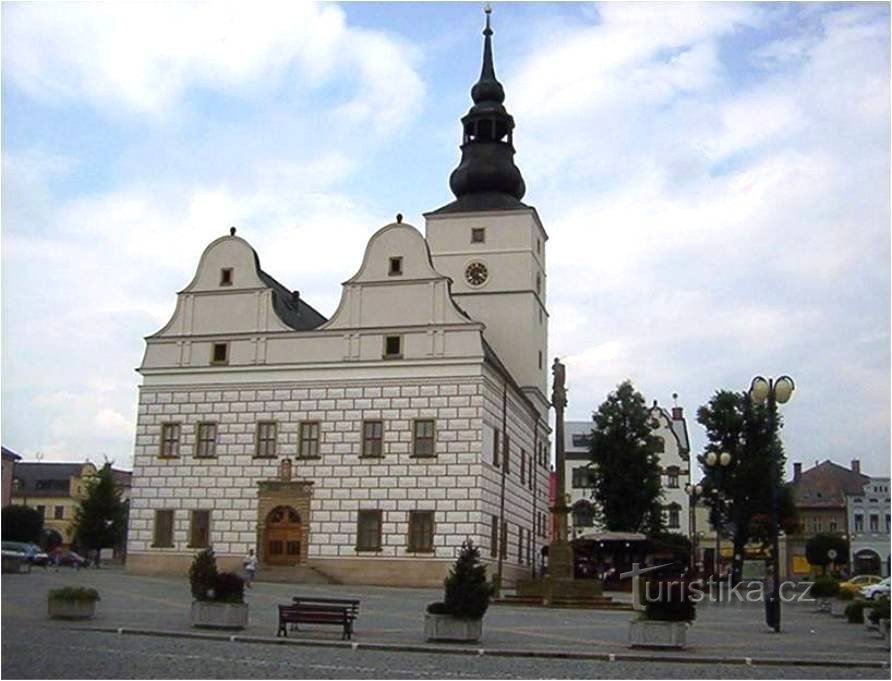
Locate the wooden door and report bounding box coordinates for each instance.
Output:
[264,506,303,565]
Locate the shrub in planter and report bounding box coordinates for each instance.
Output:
[868,597,890,625]
[425,540,493,642]
[188,548,247,630]
[810,576,840,599]
[845,599,867,624]
[47,586,100,620]
[629,579,695,649]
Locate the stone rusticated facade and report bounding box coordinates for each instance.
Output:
[128,367,548,585]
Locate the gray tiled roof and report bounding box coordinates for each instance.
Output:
[11,462,86,497]
[252,251,327,331]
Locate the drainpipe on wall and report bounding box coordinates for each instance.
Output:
[531,424,539,579]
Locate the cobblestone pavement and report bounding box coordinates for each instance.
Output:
[2,566,889,678]
[2,625,887,680]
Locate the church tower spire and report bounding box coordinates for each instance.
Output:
[446,5,527,211]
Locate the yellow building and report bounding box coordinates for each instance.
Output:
[11,462,97,547]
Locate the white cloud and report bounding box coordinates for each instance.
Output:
[2,2,424,133]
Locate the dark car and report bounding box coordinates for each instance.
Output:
[58,550,90,568]
[2,541,48,567]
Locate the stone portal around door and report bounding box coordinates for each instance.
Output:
[257,480,312,567]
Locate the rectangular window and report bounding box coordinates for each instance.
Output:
[870,514,879,533]
[384,335,402,358]
[499,520,508,559]
[886,514,890,533]
[220,268,233,286]
[854,514,864,533]
[299,421,320,458]
[195,422,217,458]
[527,530,533,566]
[668,507,680,529]
[538,351,543,369]
[153,509,174,547]
[357,510,382,551]
[492,428,500,468]
[190,510,211,548]
[408,511,434,553]
[503,434,510,473]
[471,227,486,243]
[518,526,524,564]
[362,420,384,458]
[160,423,181,458]
[388,256,403,276]
[829,520,838,533]
[572,467,596,488]
[666,468,679,488]
[255,421,277,458]
[54,505,64,520]
[520,451,526,486]
[211,342,228,365]
[412,419,435,457]
[490,515,498,558]
[36,505,46,517]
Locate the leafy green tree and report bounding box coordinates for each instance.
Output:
[73,462,127,563]
[805,533,849,576]
[590,381,664,534]
[1,505,44,543]
[696,390,796,582]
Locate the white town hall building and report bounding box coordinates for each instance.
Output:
[126,12,552,587]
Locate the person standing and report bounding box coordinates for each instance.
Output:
[243,548,257,588]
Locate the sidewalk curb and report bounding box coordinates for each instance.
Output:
[77,626,890,670]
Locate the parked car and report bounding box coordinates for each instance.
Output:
[860,577,891,600]
[839,574,883,595]
[58,550,90,569]
[1,541,48,566]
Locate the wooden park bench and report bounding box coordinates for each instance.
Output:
[277,597,361,641]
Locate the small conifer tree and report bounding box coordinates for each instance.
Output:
[442,539,493,620]
[189,547,218,601]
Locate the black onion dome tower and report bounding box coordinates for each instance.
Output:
[435,6,529,214]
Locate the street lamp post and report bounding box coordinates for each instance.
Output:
[749,375,795,634]
[705,451,732,579]
[684,483,703,575]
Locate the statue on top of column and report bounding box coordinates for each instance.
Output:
[552,357,567,409]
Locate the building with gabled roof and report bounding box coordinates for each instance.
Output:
[126,11,552,587]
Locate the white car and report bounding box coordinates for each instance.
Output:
[859,577,891,600]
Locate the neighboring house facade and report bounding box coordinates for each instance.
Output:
[787,459,870,577]
[2,446,22,507]
[846,476,891,576]
[126,16,552,587]
[563,401,691,537]
[11,461,97,547]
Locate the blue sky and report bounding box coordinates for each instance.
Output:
[2,2,889,478]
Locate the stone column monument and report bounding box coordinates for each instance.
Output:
[548,357,574,581]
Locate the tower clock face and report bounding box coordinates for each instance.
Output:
[465,261,489,287]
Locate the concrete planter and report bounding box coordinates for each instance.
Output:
[830,599,849,617]
[628,620,689,649]
[47,598,96,620]
[424,613,482,643]
[190,601,248,630]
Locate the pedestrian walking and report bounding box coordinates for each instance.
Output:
[50,545,62,572]
[243,548,257,588]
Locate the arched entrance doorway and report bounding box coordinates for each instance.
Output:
[853,549,882,575]
[264,506,303,565]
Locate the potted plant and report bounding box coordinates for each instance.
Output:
[810,575,839,613]
[832,586,854,617]
[628,578,695,649]
[867,597,890,641]
[189,547,248,630]
[843,597,867,623]
[424,539,493,643]
[47,586,100,620]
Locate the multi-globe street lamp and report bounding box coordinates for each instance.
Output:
[749,375,795,634]
[684,483,703,574]
[705,451,733,579]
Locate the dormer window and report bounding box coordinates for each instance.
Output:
[220,268,233,286]
[388,257,403,276]
[384,335,402,358]
[471,228,486,243]
[211,343,228,365]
